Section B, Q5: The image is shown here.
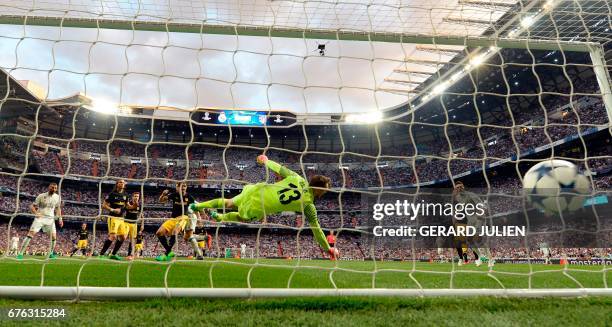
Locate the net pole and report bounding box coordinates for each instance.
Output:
[588,44,612,125]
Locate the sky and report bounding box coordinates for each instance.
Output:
[0,24,415,113]
[0,0,510,114]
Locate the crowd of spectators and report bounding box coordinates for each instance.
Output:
[0,90,608,189]
[1,222,609,261]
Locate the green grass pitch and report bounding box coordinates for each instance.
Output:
[0,257,610,326]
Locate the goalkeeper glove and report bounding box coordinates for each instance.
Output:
[256,154,268,165]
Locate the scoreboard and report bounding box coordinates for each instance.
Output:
[218,110,268,126]
[194,109,295,127]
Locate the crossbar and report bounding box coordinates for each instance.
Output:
[0,15,596,52]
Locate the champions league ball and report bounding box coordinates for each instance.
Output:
[522,159,590,214]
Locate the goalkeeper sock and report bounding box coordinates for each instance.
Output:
[70,248,78,257]
[189,237,202,257]
[167,235,176,255]
[111,240,124,255]
[157,235,171,254]
[127,241,133,256]
[50,239,56,254]
[216,212,242,222]
[194,198,225,210]
[19,236,31,255]
[100,239,113,255]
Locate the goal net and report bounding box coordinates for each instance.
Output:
[0,0,611,300]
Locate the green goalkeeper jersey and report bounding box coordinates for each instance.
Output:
[232,160,330,251]
[233,161,314,218]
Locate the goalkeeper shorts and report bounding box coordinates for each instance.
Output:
[232,184,265,221]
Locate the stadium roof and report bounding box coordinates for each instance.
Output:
[0,0,607,119]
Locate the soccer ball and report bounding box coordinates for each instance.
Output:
[522,159,590,214]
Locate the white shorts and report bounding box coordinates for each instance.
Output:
[186,213,198,231]
[10,243,18,251]
[30,217,56,234]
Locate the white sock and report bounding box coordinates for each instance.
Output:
[19,236,31,255]
[480,248,492,259]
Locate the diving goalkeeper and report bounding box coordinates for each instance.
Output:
[190,155,338,259]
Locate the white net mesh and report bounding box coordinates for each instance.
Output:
[0,0,610,298]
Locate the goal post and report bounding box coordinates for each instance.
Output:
[588,44,612,125]
[1,286,611,300]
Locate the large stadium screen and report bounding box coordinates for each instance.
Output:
[195,110,294,127]
[217,110,268,126]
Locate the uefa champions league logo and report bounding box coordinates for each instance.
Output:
[218,112,227,123]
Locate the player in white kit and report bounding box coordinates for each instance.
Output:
[16,182,63,259]
[9,235,19,256]
[240,243,247,258]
